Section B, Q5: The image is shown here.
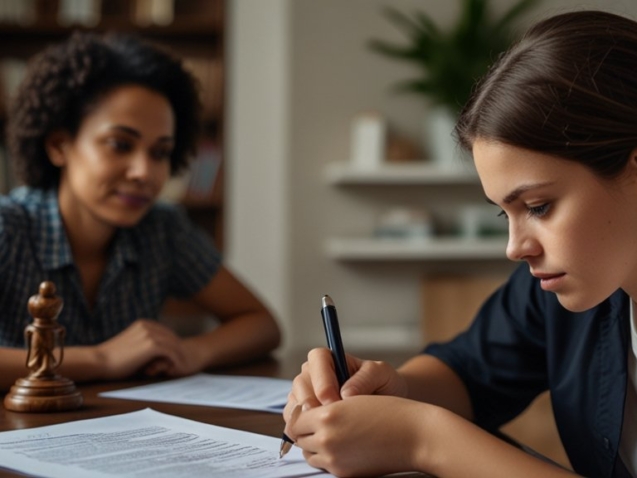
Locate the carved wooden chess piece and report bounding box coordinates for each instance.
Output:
[4,281,83,412]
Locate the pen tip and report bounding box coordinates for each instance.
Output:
[322,295,334,308]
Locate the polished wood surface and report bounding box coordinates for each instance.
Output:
[0,350,429,478]
[1,356,286,436]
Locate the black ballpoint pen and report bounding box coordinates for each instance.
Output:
[320,294,350,387]
[279,294,349,459]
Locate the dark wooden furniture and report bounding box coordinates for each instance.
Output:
[0,351,432,478]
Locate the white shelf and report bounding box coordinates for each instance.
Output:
[325,162,479,185]
[325,237,508,261]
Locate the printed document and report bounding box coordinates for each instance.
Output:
[100,374,290,413]
[0,408,332,478]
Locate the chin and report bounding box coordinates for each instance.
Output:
[555,293,606,313]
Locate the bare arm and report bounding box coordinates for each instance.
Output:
[286,354,577,478]
[289,394,578,477]
[189,266,280,368]
[422,406,579,478]
[0,345,103,391]
[398,353,474,420]
[89,266,281,379]
[162,266,281,373]
[1,267,280,389]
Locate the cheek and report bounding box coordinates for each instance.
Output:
[71,143,115,176]
[560,198,629,276]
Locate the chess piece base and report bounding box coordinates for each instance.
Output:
[3,376,83,413]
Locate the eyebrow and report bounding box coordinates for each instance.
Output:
[109,125,174,143]
[486,181,556,205]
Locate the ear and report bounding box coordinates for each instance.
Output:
[629,147,637,169]
[44,131,72,167]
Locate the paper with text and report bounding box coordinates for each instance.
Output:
[100,374,290,413]
[0,408,331,478]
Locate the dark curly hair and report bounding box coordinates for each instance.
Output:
[7,30,202,188]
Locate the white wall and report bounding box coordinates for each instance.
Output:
[226,0,291,347]
[228,0,637,353]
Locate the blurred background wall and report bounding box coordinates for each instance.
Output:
[0,0,635,354]
[227,0,637,354]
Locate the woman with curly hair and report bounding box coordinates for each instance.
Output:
[284,10,637,478]
[0,31,280,390]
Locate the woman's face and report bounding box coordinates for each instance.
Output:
[49,84,174,231]
[473,138,637,312]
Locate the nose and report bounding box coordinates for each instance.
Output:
[127,152,154,183]
[506,221,542,261]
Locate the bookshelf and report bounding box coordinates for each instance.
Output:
[324,161,508,262]
[0,0,225,319]
[324,161,479,186]
[325,237,508,261]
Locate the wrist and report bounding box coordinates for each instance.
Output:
[87,345,108,380]
[409,403,451,475]
[58,345,108,382]
[183,335,212,371]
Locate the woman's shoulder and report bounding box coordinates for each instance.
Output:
[132,201,200,245]
[134,201,219,256]
[0,187,55,246]
[0,187,46,222]
[140,201,191,229]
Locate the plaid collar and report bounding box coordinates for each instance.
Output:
[19,187,139,271]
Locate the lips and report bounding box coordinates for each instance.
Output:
[532,271,564,280]
[116,192,152,208]
[531,271,566,291]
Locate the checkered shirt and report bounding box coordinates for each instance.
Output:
[0,187,221,347]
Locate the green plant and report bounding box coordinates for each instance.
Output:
[368,0,539,113]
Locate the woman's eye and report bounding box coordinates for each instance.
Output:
[527,203,550,218]
[497,210,508,220]
[106,138,132,153]
[151,147,173,161]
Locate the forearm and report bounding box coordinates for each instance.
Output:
[421,406,578,478]
[57,346,107,382]
[398,354,474,420]
[187,311,280,369]
[0,345,103,391]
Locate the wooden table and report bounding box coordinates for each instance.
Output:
[0,350,429,478]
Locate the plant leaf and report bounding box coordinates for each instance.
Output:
[380,6,428,39]
[369,0,542,108]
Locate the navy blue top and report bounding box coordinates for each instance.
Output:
[425,264,630,478]
[0,187,222,347]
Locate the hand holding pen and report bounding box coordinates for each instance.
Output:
[279,294,350,458]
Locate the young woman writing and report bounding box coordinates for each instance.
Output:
[284,10,637,478]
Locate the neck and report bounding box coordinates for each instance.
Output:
[57,192,116,262]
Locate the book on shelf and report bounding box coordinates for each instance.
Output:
[185,141,221,202]
[133,0,175,27]
[183,57,223,118]
[0,0,36,25]
[159,141,221,205]
[57,0,101,27]
[0,57,27,104]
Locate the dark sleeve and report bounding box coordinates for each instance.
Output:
[163,205,223,298]
[424,264,550,430]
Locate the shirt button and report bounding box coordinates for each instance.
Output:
[604,437,610,450]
